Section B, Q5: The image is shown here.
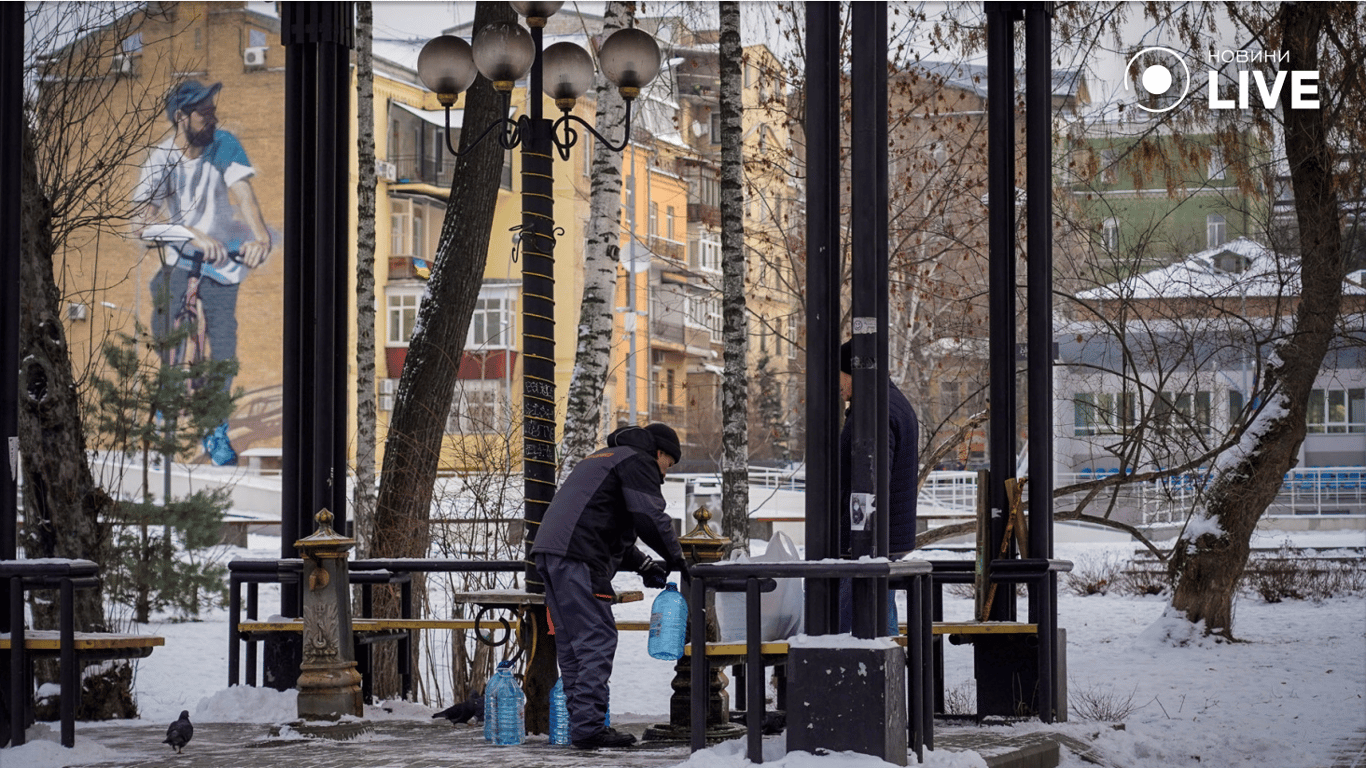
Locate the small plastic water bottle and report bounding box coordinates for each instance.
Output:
[493,665,525,746]
[549,678,570,745]
[648,582,688,660]
[483,662,509,743]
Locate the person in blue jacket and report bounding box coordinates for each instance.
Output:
[838,340,919,633]
[532,423,689,749]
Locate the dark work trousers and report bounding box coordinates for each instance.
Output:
[537,553,617,742]
[150,266,240,396]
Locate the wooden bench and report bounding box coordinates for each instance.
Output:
[0,631,165,655]
[2,559,164,749]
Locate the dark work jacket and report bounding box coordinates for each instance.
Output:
[838,381,919,557]
[531,427,686,598]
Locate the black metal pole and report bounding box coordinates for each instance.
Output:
[0,3,22,634]
[1025,5,1054,566]
[849,2,889,640]
[521,24,556,592]
[1025,4,1056,722]
[330,32,351,532]
[277,1,354,689]
[803,0,841,637]
[985,2,1020,623]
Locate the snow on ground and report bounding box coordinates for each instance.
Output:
[5,529,1364,768]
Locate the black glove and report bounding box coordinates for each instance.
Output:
[638,560,670,589]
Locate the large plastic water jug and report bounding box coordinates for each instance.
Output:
[493,664,525,746]
[549,678,570,745]
[648,582,688,660]
[484,661,512,743]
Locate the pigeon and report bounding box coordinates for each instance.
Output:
[432,693,484,725]
[163,710,193,753]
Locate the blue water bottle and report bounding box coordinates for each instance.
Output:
[483,662,509,743]
[494,665,525,746]
[549,678,570,745]
[648,582,688,660]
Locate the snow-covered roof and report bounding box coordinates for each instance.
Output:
[1076,237,1366,302]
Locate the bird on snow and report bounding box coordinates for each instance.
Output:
[432,693,484,725]
[163,710,193,753]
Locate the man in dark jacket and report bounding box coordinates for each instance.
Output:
[532,423,689,749]
[838,340,919,633]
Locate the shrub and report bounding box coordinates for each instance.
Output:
[1070,681,1140,722]
[1064,554,1126,596]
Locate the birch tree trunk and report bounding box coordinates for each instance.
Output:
[1169,2,1348,637]
[718,2,749,552]
[353,1,378,555]
[558,1,632,478]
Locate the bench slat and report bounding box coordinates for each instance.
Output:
[238,618,522,633]
[933,621,1037,635]
[0,631,166,651]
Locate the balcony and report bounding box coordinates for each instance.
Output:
[649,235,686,264]
[687,202,720,228]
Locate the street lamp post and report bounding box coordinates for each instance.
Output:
[417,4,660,593]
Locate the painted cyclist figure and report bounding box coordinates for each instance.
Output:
[133,80,273,465]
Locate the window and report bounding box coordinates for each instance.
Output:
[447,380,508,434]
[1307,388,1366,433]
[1208,147,1225,180]
[122,32,143,54]
[666,368,676,405]
[649,202,658,238]
[666,206,676,240]
[248,29,268,48]
[1103,217,1119,252]
[693,236,721,273]
[387,292,421,345]
[1100,148,1118,184]
[468,292,516,349]
[1073,391,1138,436]
[391,199,412,256]
[1153,390,1213,435]
[788,315,798,359]
[1228,389,1246,427]
[1207,213,1227,248]
[710,111,721,144]
[411,205,426,260]
[941,382,962,425]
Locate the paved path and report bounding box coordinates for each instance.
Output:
[71,721,695,768]
[1332,727,1366,768]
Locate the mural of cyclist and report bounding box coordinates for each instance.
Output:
[133,80,273,465]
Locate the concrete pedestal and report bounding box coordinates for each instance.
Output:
[787,642,907,766]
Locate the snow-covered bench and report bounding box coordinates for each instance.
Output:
[2,559,164,749]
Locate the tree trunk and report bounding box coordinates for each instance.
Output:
[558,2,632,478]
[370,1,514,698]
[353,1,378,557]
[1169,2,1343,637]
[18,125,112,631]
[718,2,749,553]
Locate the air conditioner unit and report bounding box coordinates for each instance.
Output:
[111,54,132,75]
[380,379,396,395]
[379,395,395,412]
[375,160,397,182]
[243,46,268,68]
[67,303,88,321]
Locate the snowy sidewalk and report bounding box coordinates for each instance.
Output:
[57,720,696,768]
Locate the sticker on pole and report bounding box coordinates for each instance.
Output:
[849,492,874,531]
